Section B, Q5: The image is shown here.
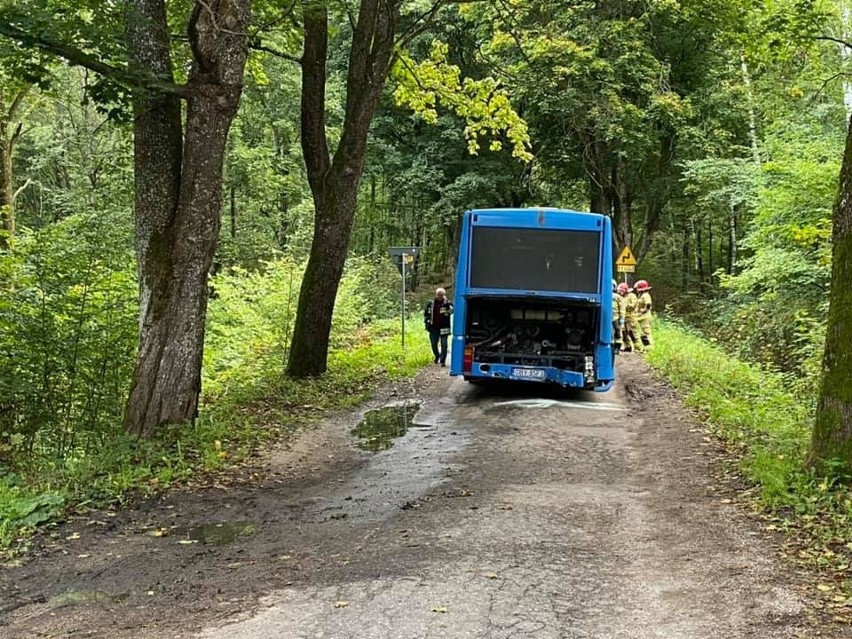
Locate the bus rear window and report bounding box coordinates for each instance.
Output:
[470,227,600,294]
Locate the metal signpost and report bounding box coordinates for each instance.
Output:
[387,247,420,351]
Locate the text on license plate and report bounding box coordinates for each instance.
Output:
[512,368,546,380]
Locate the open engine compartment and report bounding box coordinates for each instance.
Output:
[465,297,597,372]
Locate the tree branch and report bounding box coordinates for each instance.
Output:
[808,71,851,106]
[9,122,22,149]
[251,0,299,34]
[395,0,443,48]
[0,20,191,98]
[12,178,32,204]
[6,85,32,122]
[249,40,302,64]
[816,34,852,49]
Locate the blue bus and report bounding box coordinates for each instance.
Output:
[448,208,614,391]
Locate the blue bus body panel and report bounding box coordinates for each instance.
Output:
[450,208,614,389]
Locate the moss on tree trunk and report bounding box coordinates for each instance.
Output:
[809,119,852,472]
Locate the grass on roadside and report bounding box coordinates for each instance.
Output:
[0,318,432,554]
[645,318,852,592]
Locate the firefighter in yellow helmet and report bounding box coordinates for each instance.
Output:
[634,279,653,349]
[620,282,641,352]
[612,279,625,352]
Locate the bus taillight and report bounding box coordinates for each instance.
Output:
[463,346,474,372]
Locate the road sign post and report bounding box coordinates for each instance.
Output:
[388,247,420,351]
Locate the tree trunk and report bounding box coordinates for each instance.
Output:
[708,218,714,275]
[287,0,399,378]
[0,86,30,249]
[123,0,249,436]
[0,122,12,246]
[692,217,704,283]
[230,184,237,239]
[589,175,611,216]
[728,204,737,274]
[809,114,852,471]
[609,157,634,252]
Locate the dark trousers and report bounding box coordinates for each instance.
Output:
[429,330,448,363]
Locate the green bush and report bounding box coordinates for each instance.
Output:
[0,211,137,468]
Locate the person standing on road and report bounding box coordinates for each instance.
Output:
[622,283,641,352]
[634,279,653,349]
[424,287,453,366]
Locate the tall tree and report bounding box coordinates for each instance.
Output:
[123,0,251,435]
[810,114,852,472]
[287,0,400,377]
[288,1,531,377]
[0,0,251,435]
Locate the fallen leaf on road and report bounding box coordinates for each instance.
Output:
[817,584,834,592]
[485,572,499,579]
[431,606,448,613]
[334,601,349,608]
[177,539,199,545]
[65,532,81,541]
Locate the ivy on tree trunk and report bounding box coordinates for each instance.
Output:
[287,0,399,378]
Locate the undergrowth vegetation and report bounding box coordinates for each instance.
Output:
[646,320,852,589]
[0,243,430,552]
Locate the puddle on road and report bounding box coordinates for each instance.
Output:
[352,402,421,451]
[48,590,129,609]
[173,521,257,546]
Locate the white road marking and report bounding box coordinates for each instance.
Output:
[492,399,625,411]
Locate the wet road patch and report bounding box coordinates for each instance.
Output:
[171,521,257,546]
[491,399,624,411]
[48,590,129,609]
[352,402,421,451]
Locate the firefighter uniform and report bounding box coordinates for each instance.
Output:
[623,288,642,352]
[613,283,626,352]
[634,280,653,348]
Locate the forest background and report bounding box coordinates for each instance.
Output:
[1,0,852,585]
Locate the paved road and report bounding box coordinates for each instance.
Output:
[198,358,815,639]
[0,358,830,638]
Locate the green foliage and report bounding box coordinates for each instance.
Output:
[0,479,63,540]
[0,210,137,465]
[392,43,532,161]
[668,108,842,377]
[204,255,401,398]
[646,319,852,580]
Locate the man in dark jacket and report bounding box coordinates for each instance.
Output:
[424,287,453,366]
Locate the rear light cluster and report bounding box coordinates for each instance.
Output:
[463,346,474,372]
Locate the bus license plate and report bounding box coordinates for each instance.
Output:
[512,368,546,380]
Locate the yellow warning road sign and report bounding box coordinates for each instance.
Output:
[617,246,637,267]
